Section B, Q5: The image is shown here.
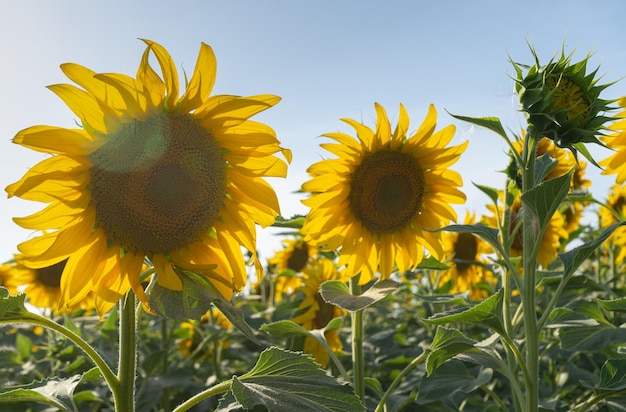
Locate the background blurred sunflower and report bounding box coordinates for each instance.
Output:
[5,40,291,315]
[486,191,568,268]
[290,257,348,367]
[265,236,317,301]
[439,212,497,300]
[599,184,626,265]
[301,103,467,283]
[0,255,93,313]
[601,97,626,183]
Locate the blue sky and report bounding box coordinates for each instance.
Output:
[2,1,625,263]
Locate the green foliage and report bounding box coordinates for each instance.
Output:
[319,279,399,312]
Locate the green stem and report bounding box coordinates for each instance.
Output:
[349,275,365,403]
[521,131,539,412]
[117,292,138,412]
[173,380,232,412]
[374,350,429,412]
[2,315,119,395]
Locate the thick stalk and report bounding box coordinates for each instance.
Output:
[117,292,138,412]
[521,132,539,412]
[349,275,365,403]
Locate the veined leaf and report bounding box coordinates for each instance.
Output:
[0,287,32,321]
[319,279,398,312]
[230,347,364,412]
[426,327,476,375]
[0,375,82,412]
[473,182,500,205]
[437,224,506,257]
[521,169,573,231]
[447,113,508,140]
[581,359,626,391]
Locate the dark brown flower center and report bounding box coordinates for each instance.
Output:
[348,150,424,233]
[286,242,310,273]
[36,260,67,288]
[453,233,478,273]
[89,112,226,254]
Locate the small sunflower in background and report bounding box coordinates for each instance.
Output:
[266,236,317,300]
[0,255,93,313]
[177,308,232,358]
[291,258,349,368]
[5,40,291,316]
[438,212,496,300]
[601,97,626,182]
[486,191,568,268]
[301,103,467,284]
[599,184,626,265]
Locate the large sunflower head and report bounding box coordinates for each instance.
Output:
[600,97,626,183]
[439,212,496,300]
[301,103,467,283]
[6,40,291,316]
[512,45,615,155]
[290,257,348,367]
[0,255,93,312]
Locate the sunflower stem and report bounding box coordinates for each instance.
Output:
[173,379,233,412]
[521,129,539,412]
[374,349,429,412]
[349,275,366,404]
[117,292,138,412]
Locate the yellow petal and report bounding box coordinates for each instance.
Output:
[201,95,281,128]
[179,43,217,113]
[226,153,288,178]
[13,196,88,230]
[47,84,108,133]
[137,45,165,108]
[141,39,179,110]
[13,125,103,155]
[152,254,183,291]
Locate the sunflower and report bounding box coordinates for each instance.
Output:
[599,184,626,265]
[0,255,93,312]
[177,307,232,358]
[301,103,467,283]
[290,257,348,367]
[438,212,496,300]
[601,97,626,183]
[486,191,568,268]
[267,236,317,300]
[6,40,291,315]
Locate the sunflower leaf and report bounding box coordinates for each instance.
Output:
[581,359,626,391]
[446,113,508,140]
[271,215,306,229]
[426,327,476,375]
[521,168,573,231]
[598,298,626,313]
[0,375,82,412]
[558,221,626,278]
[472,182,500,205]
[533,153,558,186]
[228,347,364,412]
[319,279,399,312]
[147,272,260,344]
[416,256,450,270]
[0,288,32,321]
[423,290,505,336]
[438,224,506,257]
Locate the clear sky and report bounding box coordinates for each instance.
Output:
[2,0,625,264]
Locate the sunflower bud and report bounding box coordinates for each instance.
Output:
[512,44,615,159]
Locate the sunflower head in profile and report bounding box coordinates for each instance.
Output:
[290,257,348,367]
[512,44,615,155]
[601,97,626,183]
[438,212,496,300]
[0,255,93,313]
[301,103,467,283]
[6,40,291,316]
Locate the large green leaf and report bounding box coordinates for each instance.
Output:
[423,290,505,336]
[228,347,364,412]
[473,183,500,205]
[438,224,506,257]
[319,279,398,312]
[521,169,573,231]
[559,221,626,278]
[426,327,476,375]
[0,375,82,412]
[581,359,626,391]
[147,271,260,344]
[598,298,626,313]
[558,325,626,351]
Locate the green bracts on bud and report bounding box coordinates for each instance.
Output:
[512,43,616,162]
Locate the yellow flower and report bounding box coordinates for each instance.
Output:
[177,307,232,357]
[486,191,568,268]
[291,258,348,367]
[439,212,496,300]
[599,184,626,265]
[0,255,93,312]
[301,103,467,283]
[6,40,291,315]
[267,237,317,299]
[601,97,626,183]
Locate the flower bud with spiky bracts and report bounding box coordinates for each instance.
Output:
[512,43,616,163]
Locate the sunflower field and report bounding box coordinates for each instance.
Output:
[2,39,626,412]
